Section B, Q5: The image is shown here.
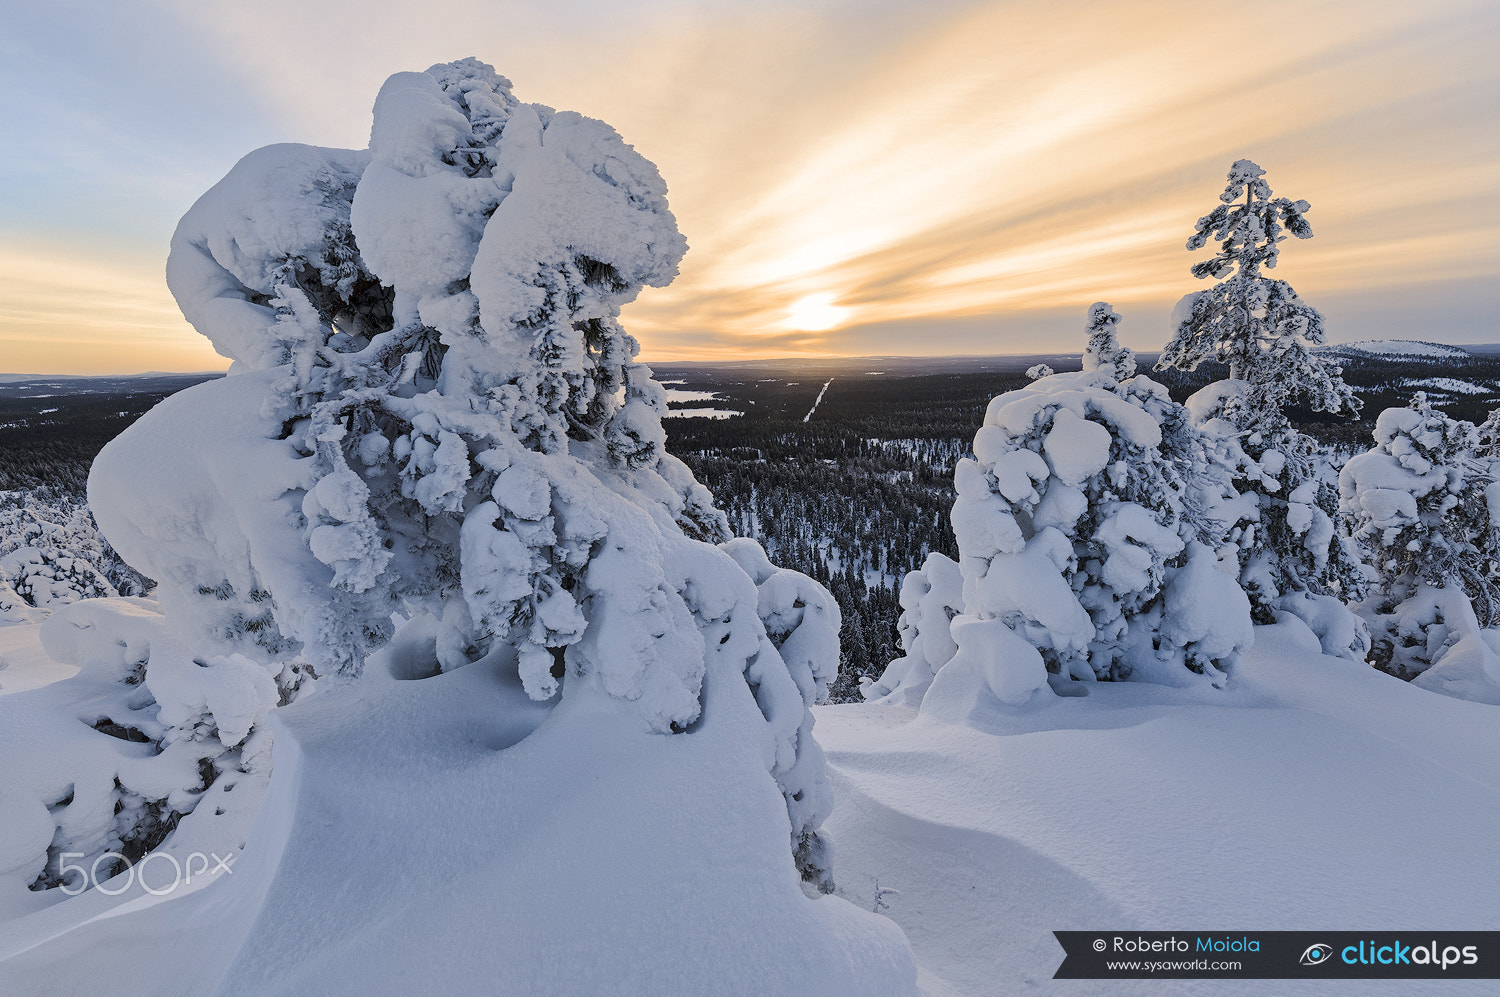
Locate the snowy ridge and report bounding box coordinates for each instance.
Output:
[1318,339,1473,361]
[1398,376,1493,396]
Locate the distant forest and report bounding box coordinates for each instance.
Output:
[0,375,222,493]
[659,348,1500,699]
[5,348,1500,701]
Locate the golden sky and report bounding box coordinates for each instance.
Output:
[1,0,1495,372]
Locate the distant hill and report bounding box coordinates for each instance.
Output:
[1317,340,1473,363]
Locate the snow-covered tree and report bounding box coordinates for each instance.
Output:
[1025,363,1053,380]
[862,552,962,705]
[1080,302,1135,382]
[42,60,867,915]
[1340,394,1500,696]
[0,490,148,624]
[1160,161,1365,623]
[1157,160,1357,434]
[945,370,1251,693]
[721,538,841,890]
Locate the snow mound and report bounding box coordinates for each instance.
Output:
[0,621,917,994]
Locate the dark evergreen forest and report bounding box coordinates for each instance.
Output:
[4,349,1499,701]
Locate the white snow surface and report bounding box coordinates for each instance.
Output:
[819,621,1500,996]
[803,379,833,423]
[4,614,1500,993]
[0,622,915,995]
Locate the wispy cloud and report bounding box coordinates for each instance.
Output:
[1,0,1495,370]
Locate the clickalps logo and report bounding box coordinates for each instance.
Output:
[1340,940,1479,971]
[1300,944,1334,967]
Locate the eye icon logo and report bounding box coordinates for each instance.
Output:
[1300,944,1334,967]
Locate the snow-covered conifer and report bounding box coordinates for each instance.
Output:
[0,491,145,622]
[721,538,841,890]
[1161,162,1365,623]
[1158,161,1357,435]
[64,59,859,903]
[1080,302,1135,382]
[944,370,1251,694]
[1340,393,1500,695]
[862,552,962,705]
[1025,363,1054,380]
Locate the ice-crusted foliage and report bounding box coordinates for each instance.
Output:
[863,552,962,705]
[157,58,720,682]
[1477,407,1500,459]
[0,490,148,624]
[86,59,849,892]
[1080,302,1135,382]
[1157,160,1357,437]
[1340,394,1500,686]
[1186,395,1369,624]
[0,600,283,909]
[721,538,840,891]
[950,370,1251,689]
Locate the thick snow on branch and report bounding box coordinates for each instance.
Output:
[30,64,907,977]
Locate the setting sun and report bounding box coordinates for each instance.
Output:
[784,292,851,332]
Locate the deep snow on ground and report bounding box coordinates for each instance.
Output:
[0,621,911,996]
[817,620,1500,995]
[0,624,76,696]
[3,618,1498,994]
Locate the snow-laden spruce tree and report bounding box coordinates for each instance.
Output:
[1156,161,1365,630]
[861,551,962,705]
[1080,302,1135,382]
[0,491,147,624]
[1339,394,1500,700]
[9,65,917,983]
[939,366,1251,702]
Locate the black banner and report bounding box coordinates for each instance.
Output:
[1054,931,1500,979]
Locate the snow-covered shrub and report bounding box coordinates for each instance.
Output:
[1186,394,1368,625]
[0,490,148,623]
[0,599,277,911]
[1025,363,1053,380]
[1,548,116,612]
[1080,301,1135,382]
[862,552,962,705]
[76,59,867,908]
[1340,394,1500,695]
[949,369,1251,691]
[722,537,840,890]
[1158,161,1364,622]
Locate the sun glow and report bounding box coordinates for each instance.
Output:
[0,0,1494,371]
[784,293,851,333]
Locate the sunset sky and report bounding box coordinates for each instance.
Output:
[1,0,1496,373]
